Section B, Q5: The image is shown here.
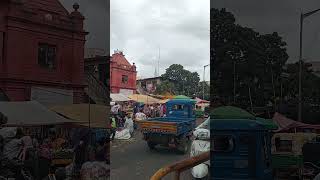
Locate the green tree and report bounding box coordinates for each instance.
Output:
[211,8,289,108]
[161,64,200,96]
[155,80,175,95]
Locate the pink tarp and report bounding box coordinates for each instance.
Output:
[272,112,320,132]
[195,97,209,104]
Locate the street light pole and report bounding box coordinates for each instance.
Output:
[298,8,320,122]
[298,13,303,122]
[203,64,209,100]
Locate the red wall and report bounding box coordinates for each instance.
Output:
[0,1,87,103]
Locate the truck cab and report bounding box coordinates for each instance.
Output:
[166,99,196,118]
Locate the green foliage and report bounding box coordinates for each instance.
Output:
[158,64,201,97]
[211,8,320,122]
[155,80,175,95]
[211,8,289,107]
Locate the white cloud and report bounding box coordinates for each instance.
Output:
[111,0,210,80]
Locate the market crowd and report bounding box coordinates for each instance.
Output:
[109,102,167,140]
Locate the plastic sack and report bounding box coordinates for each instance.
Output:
[65,163,74,180]
[3,138,22,160]
[113,129,131,140]
[193,128,210,140]
[0,127,17,139]
[314,173,320,180]
[80,161,109,180]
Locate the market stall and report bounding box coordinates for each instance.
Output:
[50,104,110,178]
[50,103,109,129]
[128,94,160,104]
[110,93,130,102]
[0,101,80,179]
[0,101,75,127]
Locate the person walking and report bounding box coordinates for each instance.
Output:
[124,114,134,137]
[110,116,117,141]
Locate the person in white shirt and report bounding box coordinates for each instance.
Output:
[135,110,146,121]
[124,114,134,137]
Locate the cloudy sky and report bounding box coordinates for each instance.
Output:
[111,0,210,80]
[213,0,320,63]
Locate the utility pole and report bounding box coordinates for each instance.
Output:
[298,8,320,122]
[88,82,91,129]
[158,47,160,76]
[298,13,303,122]
[233,61,236,104]
[203,64,209,100]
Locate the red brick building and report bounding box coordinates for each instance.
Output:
[110,50,137,94]
[0,1,87,105]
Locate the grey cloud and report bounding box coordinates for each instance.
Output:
[59,0,210,79]
[111,0,210,79]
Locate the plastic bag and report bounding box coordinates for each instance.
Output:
[0,127,17,139]
[80,161,109,180]
[113,129,131,140]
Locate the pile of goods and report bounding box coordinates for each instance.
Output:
[80,161,110,180]
[52,149,74,166]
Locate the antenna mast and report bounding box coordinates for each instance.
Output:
[158,47,160,76]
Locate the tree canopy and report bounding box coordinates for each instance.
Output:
[156,64,204,98]
[210,8,320,122]
[211,8,289,107]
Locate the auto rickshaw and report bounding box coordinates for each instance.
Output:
[271,132,320,179]
[211,106,277,180]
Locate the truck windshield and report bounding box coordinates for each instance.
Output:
[212,135,234,152]
[173,104,184,110]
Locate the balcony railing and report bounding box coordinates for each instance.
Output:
[85,72,109,105]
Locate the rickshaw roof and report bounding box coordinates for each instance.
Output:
[212,119,277,130]
[166,99,196,105]
[210,106,278,130]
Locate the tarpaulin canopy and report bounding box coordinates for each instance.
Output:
[110,93,130,102]
[50,104,109,128]
[272,112,320,132]
[195,97,209,104]
[211,106,256,119]
[128,94,160,104]
[211,106,277,130]
[0,101,73,126]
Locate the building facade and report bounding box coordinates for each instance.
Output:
[110,50,137,95]
[137,76,163,94]
[0,1,87,105]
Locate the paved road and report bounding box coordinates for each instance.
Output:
[110,118,206,180]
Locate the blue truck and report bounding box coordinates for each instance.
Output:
[138,99,196,154]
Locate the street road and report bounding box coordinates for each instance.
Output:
[110,118,206,180]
